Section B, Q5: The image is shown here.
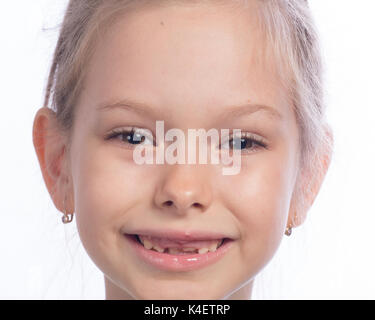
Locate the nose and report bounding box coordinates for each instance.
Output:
[154,164,213,215]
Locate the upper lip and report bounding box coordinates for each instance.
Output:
[125,229,235,241]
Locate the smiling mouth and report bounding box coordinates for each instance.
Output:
[124,232,235,272]
[133,234,226,254]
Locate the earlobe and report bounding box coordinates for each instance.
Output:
[32,107,69,213]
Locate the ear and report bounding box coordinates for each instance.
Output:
[288,125,334,228]
[32,107,74,215]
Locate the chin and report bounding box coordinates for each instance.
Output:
[133,282,226,300]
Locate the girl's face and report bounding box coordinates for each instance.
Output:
[68,2,300,299]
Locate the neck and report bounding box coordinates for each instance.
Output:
[224,281,253,300]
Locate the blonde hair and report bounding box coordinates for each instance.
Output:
[43,0,333,220]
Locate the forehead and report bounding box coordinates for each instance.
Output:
[80,1,292,124]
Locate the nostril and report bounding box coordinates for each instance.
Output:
[165,200,173,207]
[162,201,203,210]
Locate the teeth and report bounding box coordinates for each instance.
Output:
[198,247,209,254]
[168,248,181,255]
[208,240,220,252]
[143,239,153,250]
[153,244,165,253]
[138,236,164,252]
[138,235,224,254]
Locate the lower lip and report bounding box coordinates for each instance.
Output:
[124,234,234,272]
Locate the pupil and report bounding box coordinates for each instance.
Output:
[126,132,145,144]
[231,138,249,149]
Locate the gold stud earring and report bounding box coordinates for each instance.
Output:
[62,197,73,224]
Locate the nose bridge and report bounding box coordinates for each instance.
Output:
[154,163,213,215]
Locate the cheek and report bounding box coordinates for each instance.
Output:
[70,137,152,253]
[220,149,297,261]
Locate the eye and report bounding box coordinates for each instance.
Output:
[220,132,268,154]
[105,127,156,147]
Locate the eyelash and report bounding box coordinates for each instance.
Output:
[223,132,268,154]
[105,127,156,147]
[105,127,268,153]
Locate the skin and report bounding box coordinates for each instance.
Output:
[33,1,331,299]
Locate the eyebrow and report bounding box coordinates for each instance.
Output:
[97,98,159,118]
[219,104,283,121]
[97,98,283,120]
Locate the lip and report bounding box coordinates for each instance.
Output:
[124,232,235,272]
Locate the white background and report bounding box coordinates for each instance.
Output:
[0,0,374,299]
